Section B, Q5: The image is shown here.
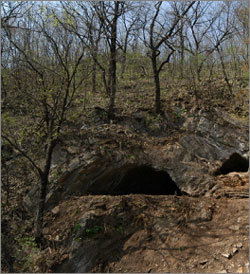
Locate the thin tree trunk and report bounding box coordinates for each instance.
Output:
[2,162,10,206]
[108,2,119,120]
[35,139,56,245]
[35,175,48,245]
[217,48,233,95]
[92,59,97,93]
[154,72,161,114]
[108,48,117,119]
[91,40,99,93]
[121,38,128,78]
[121,51,126,78]
[151,54,161,114]
[180,32,184,78]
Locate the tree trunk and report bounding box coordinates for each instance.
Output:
[217,48,233,96]
[92,59,97,93]
[35,139,56,245]
[108,49,117,120]
[180,30,185,78]
[2,162,10,206]
[35,174,48,245]
[91,40,99,93]
[108,2,119,120]
[121,37,128,78]
[151,54,161,114]
[121,51,127,78]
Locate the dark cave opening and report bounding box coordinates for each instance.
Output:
[214,153,249,175]
[112,165,182,196]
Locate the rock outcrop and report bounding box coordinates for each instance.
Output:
[22,107,249,273]
[23,107,249,213]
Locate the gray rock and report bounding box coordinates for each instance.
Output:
[189,208,213,223]
[231,247,238,255]
[51,206,60,215]
[199,259,208,265]
[51,144,68,167]
[221,253,231,259]
[235,243,243,248]
[23,108,249,213]
[23,184,40,215]
[229,225,240,231]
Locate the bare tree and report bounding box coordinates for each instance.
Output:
[60,2,103,93]
[2,3,87,244]
[233,1,249,65]
[142,1,195,114]
[92,1,125,119]
[117,2,143,77]
[61,1,125,119]
[185,1,234,82]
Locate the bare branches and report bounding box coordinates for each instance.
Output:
[1,134,43,177]
[2,2,89,243]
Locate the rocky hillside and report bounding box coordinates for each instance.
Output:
[2,2,249,272]
[17,106,249,273]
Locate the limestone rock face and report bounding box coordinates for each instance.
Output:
[23,108,249,212]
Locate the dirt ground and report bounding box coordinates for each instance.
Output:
[35,172,249,273]
[89,197,249,273]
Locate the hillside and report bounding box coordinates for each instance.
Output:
[32,191,250,273]
[2,93,249,272]
[1,1,249,273]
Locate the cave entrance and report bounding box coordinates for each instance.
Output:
[111,165,182,196]
[214,153,249,175]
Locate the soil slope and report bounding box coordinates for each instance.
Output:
[33,173,249,273]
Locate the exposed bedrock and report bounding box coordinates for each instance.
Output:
[23,108,249,213]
